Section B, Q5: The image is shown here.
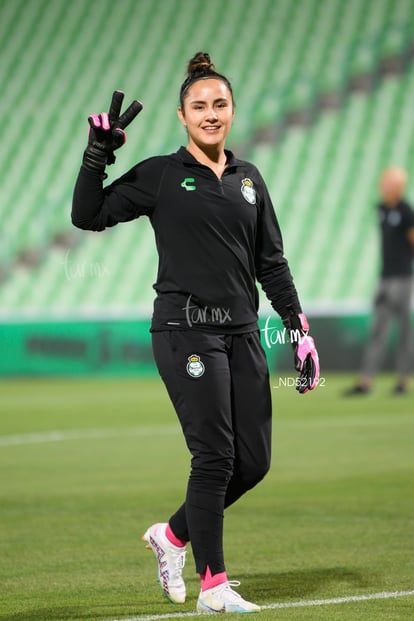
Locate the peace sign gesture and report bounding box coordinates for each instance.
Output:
[83,91,143,173]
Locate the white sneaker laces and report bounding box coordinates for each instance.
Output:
[173,549,187,570]
[221,581,243,599]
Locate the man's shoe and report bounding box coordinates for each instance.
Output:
[197,581,260,613]
[142,523,186,604]
[343,384,371,396]
[392,383,408,395]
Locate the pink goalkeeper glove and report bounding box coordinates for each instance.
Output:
[83,91,143,173]
[282,309,320,394]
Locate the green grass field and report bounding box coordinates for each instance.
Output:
[1,374,413,621]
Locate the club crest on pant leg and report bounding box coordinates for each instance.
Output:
[186,354,205,378]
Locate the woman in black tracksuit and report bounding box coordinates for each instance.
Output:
[72,52,319,614]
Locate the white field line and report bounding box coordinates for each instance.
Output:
[275,410,413,429]
[107,590,414,621]
[0,425,180,447]
[0,408,412,447]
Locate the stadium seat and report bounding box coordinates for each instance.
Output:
[1,0,413,317]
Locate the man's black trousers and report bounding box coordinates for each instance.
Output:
[152,329,272,575]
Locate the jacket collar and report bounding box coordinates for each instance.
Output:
[176,146,242,169]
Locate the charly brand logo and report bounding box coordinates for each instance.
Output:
[186,354,205,378]
[240,178,256,204]
[181,177,196,191]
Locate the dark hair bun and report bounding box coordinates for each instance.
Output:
[187,52,215,76]
[179,51,234,108]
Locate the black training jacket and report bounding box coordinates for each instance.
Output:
[72,147,301,332]
[379,199,414,277]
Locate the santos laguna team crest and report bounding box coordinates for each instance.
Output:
[186,354,205,378]
[241,178,256,205]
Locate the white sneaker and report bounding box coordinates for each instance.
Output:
[142,523,187,604]
[197,580,261,613]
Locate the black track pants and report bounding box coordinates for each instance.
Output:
[152,330,272,574]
